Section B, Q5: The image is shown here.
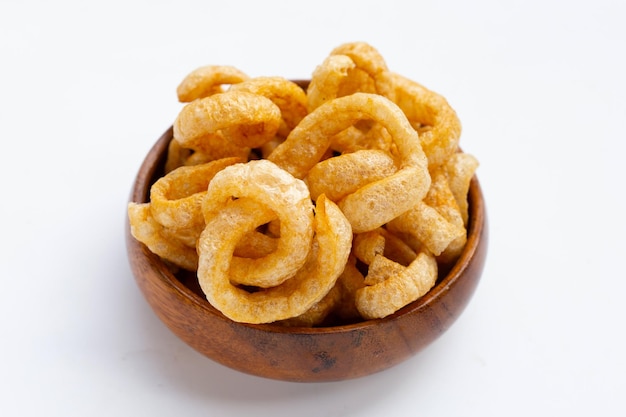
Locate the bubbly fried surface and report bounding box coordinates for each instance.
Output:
[128,41,479,324]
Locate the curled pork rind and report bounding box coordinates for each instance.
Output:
[197,193,352,324]
[127,41,479,324]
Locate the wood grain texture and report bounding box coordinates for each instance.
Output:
[125,124,488,382]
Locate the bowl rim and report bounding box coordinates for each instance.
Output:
[128,126,486,335]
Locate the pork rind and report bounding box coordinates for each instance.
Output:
[128,41,479,324]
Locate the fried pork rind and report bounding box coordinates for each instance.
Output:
[197,194,352,324]
[149,157,243,230]
[233,229,278,258]
[307,42,394,113]
[356,251,438,320]
[128,158,244,271]
[127,202,199,271]
[387,201,464,257]
[353,230,385,265]
[329,122,393,154]
[391,72,462,168]
[164,131,250,174]
[378,227,417,267]
[174,90,282,149]
[386,158,475,260]
[176,65,249,102]
[277,283,343,327]
[330,42,395,100]
[304,149,397,201]
[445,152,479,226]
[229,76,308,138]
[332,256,366,322]
[202,159,315,288]
[164,139,192,174]
[268,92,430,233]
[128,41,479,325]
[307,54,356,111]
[425,164,467,263]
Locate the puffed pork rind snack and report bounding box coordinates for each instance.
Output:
[128,41,479,324]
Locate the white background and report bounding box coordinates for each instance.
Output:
[1,0,625,415]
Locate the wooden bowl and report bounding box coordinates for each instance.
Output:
[126,128,488,382]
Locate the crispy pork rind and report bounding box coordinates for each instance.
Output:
[445,152,480,226]
[128,41,480,325]
[150,157,243,230]
[174,90,282,150]
[304,149,397,201]
[356,251,438,320]
[127,202,199,271]
[176,65,249,102]
[391,72,462,168]
[307,41,394,111]
[229,76,308,138]
[197,194,352,324]
[201,159,315,288]
[128,157,243,271]
[268,92,431,233]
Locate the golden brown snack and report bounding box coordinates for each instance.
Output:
[230,76,308,137]
[379,227,417,266]
[269,92,430,233]
[425,165,467,263]
[149,157,243,230]
[164,132,250,173]
[174,90,282,149]
[307,54,356,111]
[387,201,465,256]
[332,256,366,322]
[352,230,385,265]
[202,159,315,288]
[128,41,479,325]
[277,283,343,327]
[329,41,395,101]
[197,195,352,324]
[445,152,479,226]
[304,149,397,201]
[127,202,199,271]
[356,251,438,319]
[176,65,249,102]
[391,72,462,167]
[233,230,278,259]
